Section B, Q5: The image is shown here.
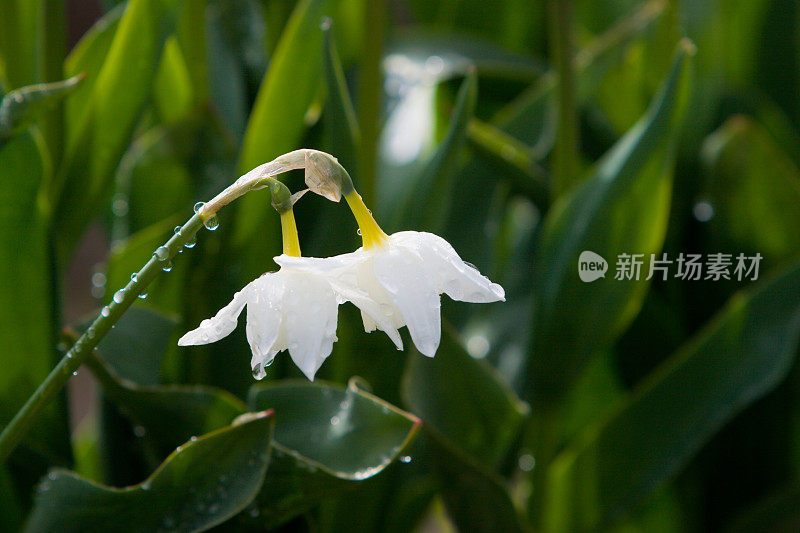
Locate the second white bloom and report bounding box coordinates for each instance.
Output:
[276,231,505,357]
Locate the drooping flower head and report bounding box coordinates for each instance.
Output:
[179,149,505,381]
[292,151,505,356]
[178,178,398,380]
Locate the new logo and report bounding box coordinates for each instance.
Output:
[578,251,608,282]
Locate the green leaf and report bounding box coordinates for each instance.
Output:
[0,132,69,461]
[96,306,178,386]
[234,0,332,276]
[0,0,38,88]
[403,328,528,468]
[55,0,175,258]
[529,40,694,406]
[0,75,85,141]
[322,21,360,171]
[62,4,123,151]
[544,259,800,532]
[90,353,248,461]
[244,379,421,527]
[395,68,478,233]
[701,115,800,265]
[402,328,529,532]
[25,410,275,533]
[86,305,246,464]
[152,37,195,126]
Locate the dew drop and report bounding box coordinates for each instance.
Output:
[399,455,412,464]
[693,200,715,222]
[113,289,125,304]
[48,472,57,481]
[72,371,78,376]
[203,215,219,231]
[330,416,340,426]
[100,306,110,317]
[111,196,129,217]
[154,246,169,261]
[130,273,138,282]
[91,272,107,288]
[138,291,148,300]
[356,228,362,236]
[162,261,173,272]
[174,225,182,235]
[184,233,197,248]
[518,453,536,472]
[189,435,198,442]
[252,363,266,380]
[141,481,151,491]
[86,328,95,339]
[193,201,205,214]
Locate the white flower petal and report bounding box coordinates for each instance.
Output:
[274,251,365,275]
[177,287,249,346]
[244,273,285,375]
[282,272,339,380]
[393,231,505,303]
[328,278,403,350]
[373,247,441,357]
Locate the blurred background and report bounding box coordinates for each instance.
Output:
[2,0,800,531]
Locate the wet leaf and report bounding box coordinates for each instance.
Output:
[25,410,275,533]
[544,259,800,531]
[701,115,800,265]
[530,40,694,406]
[244,379,421,527]
[402,328,528,532]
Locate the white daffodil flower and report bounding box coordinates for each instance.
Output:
[276,231,504,357]
[270,150,505,357]
[178,257,402,381]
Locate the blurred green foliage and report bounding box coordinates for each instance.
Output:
[1,0,800,531]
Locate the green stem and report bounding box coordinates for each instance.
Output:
[548,0,579,200]
[357,0,386,207]
[0,212,206,466]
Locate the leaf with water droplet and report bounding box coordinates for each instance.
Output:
[25,411,275,533]
[236,379,421,527]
